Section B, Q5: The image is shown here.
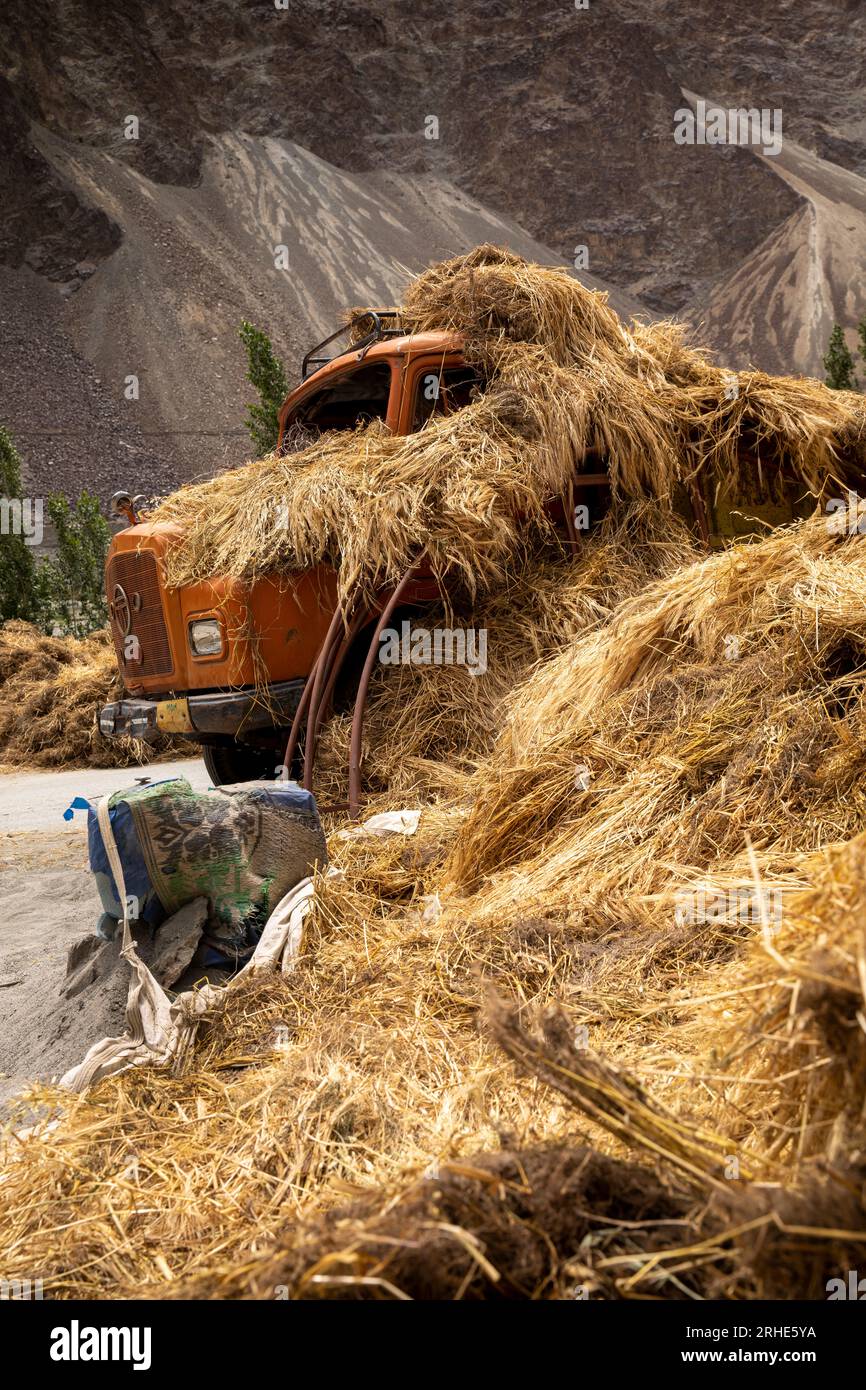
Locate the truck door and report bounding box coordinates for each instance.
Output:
[403,359,485,433]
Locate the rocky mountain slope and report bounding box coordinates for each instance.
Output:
[1,127,643,500]
[0,0,863,499]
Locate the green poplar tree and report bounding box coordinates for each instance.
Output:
[0,425,37,621]
[823,324,858,390]
[239,320,288,455]
[35,492,110,636]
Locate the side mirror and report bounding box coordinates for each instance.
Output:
[110,491,138,527]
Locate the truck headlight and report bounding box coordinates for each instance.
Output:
[188,618,224,657]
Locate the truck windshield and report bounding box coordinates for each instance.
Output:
[287,362,392,435]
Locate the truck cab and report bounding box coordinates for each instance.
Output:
[99,317,489,784]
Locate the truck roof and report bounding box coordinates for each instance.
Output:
[299,328,464,392]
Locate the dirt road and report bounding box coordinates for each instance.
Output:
[0,759,210,833]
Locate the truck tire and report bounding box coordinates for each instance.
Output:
[202,743,278,787]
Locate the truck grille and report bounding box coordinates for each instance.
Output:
[107,549,174,680]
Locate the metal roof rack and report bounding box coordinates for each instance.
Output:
[301,310,403,380]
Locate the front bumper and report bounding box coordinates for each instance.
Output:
[99,680,306,742]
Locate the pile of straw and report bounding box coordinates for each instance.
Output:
[153,246,866,606]
[448,508,866,905]
[0,622,175,769]
[313,502,698,804]
[4,249,866,1300]
[3,508,866,1299]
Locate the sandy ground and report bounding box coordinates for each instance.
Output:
[0,759,209,1107]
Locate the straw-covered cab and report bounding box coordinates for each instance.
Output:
[98,248,866,795]
[99,313,481,788]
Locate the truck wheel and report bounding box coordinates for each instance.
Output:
[202,743,278,786]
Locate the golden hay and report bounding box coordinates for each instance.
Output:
[313,502,699,805]
[0,621,180,770]
[448,508,866,901]
[701,831,866,1170]
[4,249,866,1300]
[152,247,866,607]
[3,511,866,1298]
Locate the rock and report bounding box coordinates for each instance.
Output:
[138,897,208,988]
[62,898,208,1001]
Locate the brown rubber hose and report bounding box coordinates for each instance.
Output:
[303,603,371,790]
[348,562,421,818]
[302,603,350,790]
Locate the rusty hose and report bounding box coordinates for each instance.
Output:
[283,617,338,780]
[303,602,371,791]
[301,603,350,790]
[307,606,371,756]
[348,562,422,818]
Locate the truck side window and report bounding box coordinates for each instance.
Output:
[288,363,393,435]
[413,366,483,430]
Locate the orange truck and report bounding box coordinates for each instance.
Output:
[99,314,534,792]
[98,313,809,797]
